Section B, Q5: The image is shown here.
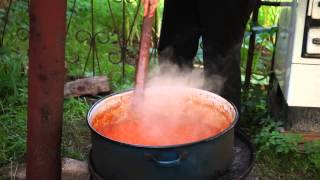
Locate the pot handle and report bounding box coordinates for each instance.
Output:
[145,152,187,168]
[152,155,181,168]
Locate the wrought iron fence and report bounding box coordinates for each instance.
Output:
[0,0,291,89]
[0,0,160,81]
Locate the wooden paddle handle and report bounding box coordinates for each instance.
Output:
[135,15,154,96]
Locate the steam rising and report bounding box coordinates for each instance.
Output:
[92,62,233,146]
[145,62,226,94]
[123,62,231,146]
[146,62,205,89]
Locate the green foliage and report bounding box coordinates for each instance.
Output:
[0,51,27,166]
[254,121,302,155]
[62,98,90,160]
[240,84,269,133]
[245,99,320,178]
[258,3,281,27]
[0,104,26,166]
[0,1,29,164]
[248,113,320,178]
[241,83,319,178]
[0,49,27,103]
[109,64,135,91]
[304,141,320,169]
[0,0,29,50]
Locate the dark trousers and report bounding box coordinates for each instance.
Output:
[158,0,256,111]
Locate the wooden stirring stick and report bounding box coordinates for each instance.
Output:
[134,7,155,99]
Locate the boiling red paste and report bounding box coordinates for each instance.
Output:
[92,92,233,146]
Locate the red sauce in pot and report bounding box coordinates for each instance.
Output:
[92,91,233,146]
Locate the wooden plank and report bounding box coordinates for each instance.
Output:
[282,131,320,142]
[64,76,110,98]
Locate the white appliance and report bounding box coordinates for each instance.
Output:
[275,0,320,108]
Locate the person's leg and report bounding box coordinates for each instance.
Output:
[199,0,256,110]
[158,0,201,68]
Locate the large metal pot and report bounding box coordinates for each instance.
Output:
[87,87,238,180]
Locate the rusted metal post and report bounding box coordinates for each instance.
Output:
[243,0,260,91]
[27,0,66,179]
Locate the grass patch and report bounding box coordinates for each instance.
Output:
[0,49,27,166]
[0,104,27,166]
[62,98,91,161]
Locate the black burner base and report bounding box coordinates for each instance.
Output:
[218,130,255,180]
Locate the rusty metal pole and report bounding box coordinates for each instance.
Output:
[27,0,66,179]
[243,0,260,92]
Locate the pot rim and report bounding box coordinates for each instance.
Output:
[87,87,239,149]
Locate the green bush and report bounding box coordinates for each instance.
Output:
[253,118,320,177]
[304,141,320,169]
[254,121,302,155]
